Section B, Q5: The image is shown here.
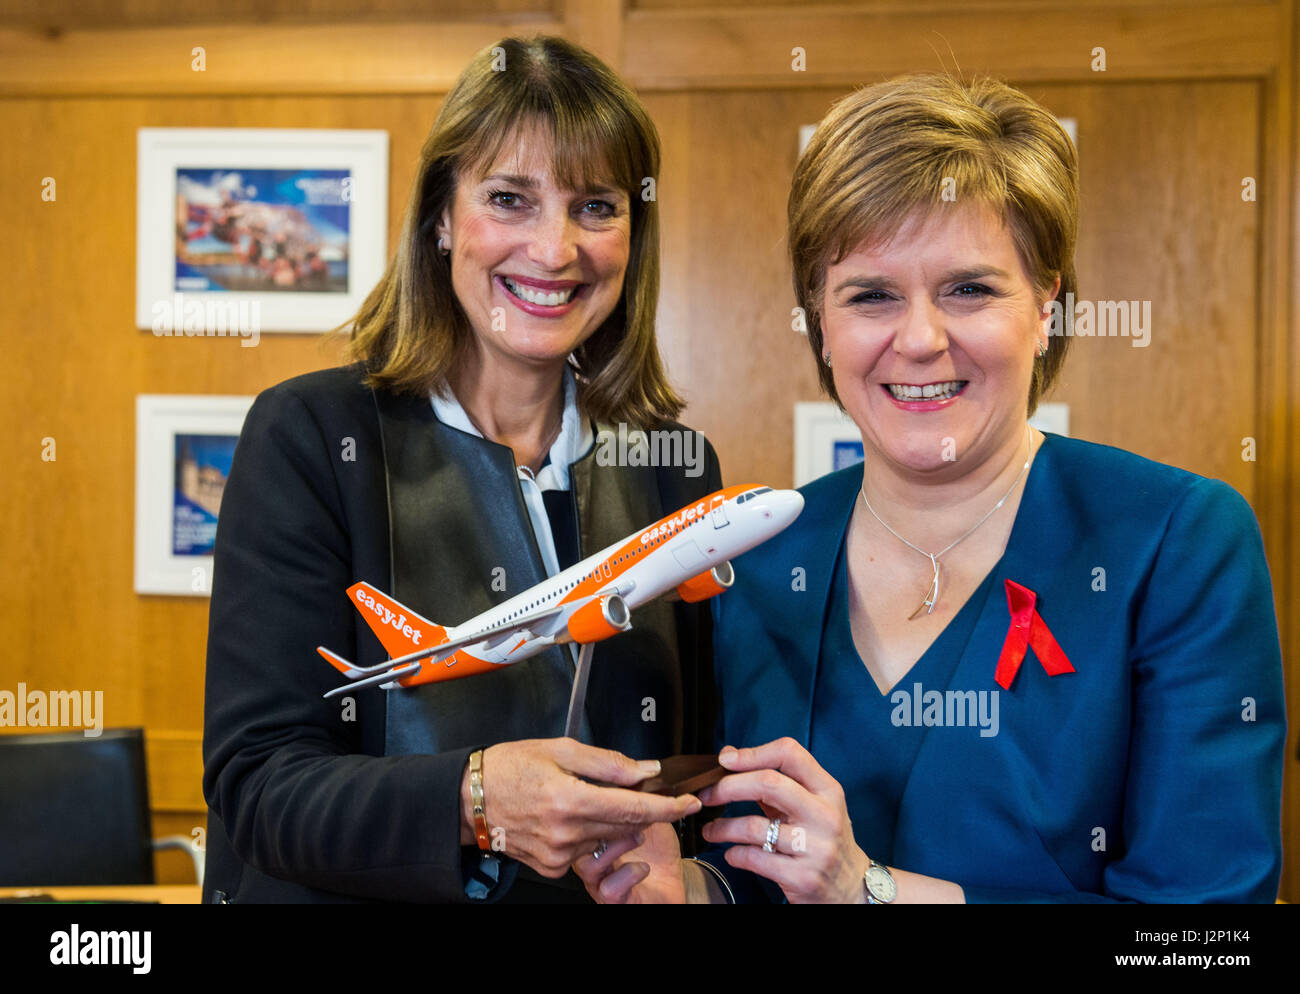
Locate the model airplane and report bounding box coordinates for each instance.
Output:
[318,483,803,699]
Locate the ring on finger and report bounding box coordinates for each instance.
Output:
[592,839,608,860]
[763,817,781,853]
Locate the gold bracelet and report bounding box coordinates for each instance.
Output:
[469,749,491,851]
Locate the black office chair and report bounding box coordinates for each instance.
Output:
[0,727,203,887]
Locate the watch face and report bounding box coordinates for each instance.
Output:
[866,865,897,903]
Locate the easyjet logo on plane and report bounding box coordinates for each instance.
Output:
[640,500,708,545]
[355,587,424,645]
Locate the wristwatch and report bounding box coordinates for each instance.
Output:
[863,857,897,904]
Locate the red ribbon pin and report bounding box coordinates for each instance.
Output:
[994,579,1075,690]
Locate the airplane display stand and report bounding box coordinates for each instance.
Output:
[562,642,594,742]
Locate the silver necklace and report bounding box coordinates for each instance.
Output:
[464,404,564,474]
[859,427,1033,620]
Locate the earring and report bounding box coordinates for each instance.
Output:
[823,351,832,367]
[1036,341,1047,358]
[437,237,450,255]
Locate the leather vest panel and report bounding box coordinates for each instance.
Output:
[375,395,681,761]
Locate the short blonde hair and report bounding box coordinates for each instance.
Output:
[789,73,1079,415]
[345,36,682,427]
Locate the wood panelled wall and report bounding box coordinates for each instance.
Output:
[1,0,1295,898]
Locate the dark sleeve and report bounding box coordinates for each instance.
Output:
[201,384,476,903]
[964,478,1285,904]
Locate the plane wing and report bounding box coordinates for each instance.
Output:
[318,651,423,695]
[319,601,566,698]
[319,580,638,699]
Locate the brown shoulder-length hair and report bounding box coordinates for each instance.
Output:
[789,73,1079,416]
[342,35,682,427]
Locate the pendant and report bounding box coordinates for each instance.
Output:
[908,554,940,620]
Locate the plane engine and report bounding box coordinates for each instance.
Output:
[566,594,632,644]
[675,561,735,603]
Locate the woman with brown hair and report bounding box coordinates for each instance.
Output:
[577,72,1284,904]
[201,35,720,904]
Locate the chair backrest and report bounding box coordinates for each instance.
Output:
[0,728,154,886]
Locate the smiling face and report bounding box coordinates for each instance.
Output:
[820,202,1058,480]
[436,123,632,373]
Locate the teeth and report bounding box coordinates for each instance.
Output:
[504,277,576,307]
[888,381,965,401]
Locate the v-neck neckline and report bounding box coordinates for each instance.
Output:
[836,432,1055,697]
[831,536,996,698]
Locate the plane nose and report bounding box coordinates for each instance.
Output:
[760,490,804,530]
[781,490,805,523]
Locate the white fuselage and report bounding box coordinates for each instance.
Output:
[444,487,803,666]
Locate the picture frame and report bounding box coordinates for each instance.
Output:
[793,401,1070,487]
[794,402,866,487]
[136,127,389,334]
[134,394,254,597]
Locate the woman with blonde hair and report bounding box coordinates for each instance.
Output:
[202,35,720,904]
[577,73,1284,904]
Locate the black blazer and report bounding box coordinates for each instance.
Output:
[201,364,721,903]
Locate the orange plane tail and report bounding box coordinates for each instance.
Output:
[346,581,447,660]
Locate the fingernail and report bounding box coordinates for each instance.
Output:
[719,746,738,765]
[685,797,702,815]
[637,760,661,777]
[633,831,645,847]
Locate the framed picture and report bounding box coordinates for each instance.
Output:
[135,395,254,596]
[793,401,1070,487]
[794,402,865,487]
[136,128,389,334]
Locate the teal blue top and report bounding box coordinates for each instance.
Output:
[810,536,992,869]
[701,434,1285,903]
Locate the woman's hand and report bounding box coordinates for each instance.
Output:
[572,821,688,903]
[462,737,701,880]
[699,737,869,904]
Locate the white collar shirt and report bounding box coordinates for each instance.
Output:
[430,366,594,580]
